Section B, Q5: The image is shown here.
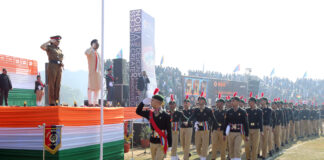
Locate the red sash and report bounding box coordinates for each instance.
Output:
[149,110,168,154]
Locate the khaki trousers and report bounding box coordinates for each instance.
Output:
[228,132,242,158]
[312,120,317,135]
[195,130,209,157]
[150,143,165,160]
[301,120,307,137]
[180,128,192,160]
[268,128,274,151]
[260,126,270,158]
[245,129,260,160]
[281,126,286,144]
[274,125,281,148]
[47,63,62,105]
[285,123,290,142]
[320,119,323,133]
[171,131,179,156]
[295,121,300,138]
[307,120,311,136]
[289,121,294,140]
[211,130,227,160]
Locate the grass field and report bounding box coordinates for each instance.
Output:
[125,135,324,160]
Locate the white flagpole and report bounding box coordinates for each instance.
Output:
[43,123,45,160]
[100,0,105,159]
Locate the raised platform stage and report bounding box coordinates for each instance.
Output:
[0,106,140,160]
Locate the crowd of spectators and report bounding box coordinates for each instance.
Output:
[156,68,324,105]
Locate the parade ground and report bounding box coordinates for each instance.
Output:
[125,135,324,160]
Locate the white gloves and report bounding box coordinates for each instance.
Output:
[142,98,152,105]
[225,125,230,136]
[194,122,199,131]
[168,147,172,152]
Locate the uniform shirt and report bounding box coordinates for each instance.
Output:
[170,110,183,131]
[136,102,172,147]
[181,109,193,128]
[34,81,44,93]
[288,108,294,122]
[301,109,310,120]
[261,107,272,126]
[246,107,263,132]
[224,107,249,136]
[46,44,63,62]
[293,109,300,121]
[275,109,284,126]
[283,108,288,126]
[212,109,226,131]
[188,107,216,130]
[270,109,276,129]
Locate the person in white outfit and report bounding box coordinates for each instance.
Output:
[85,39,102,106]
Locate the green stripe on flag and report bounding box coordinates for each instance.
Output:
[0,140,124,160]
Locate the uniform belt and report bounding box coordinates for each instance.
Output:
[49,60,62,64]
[151,130,165,138]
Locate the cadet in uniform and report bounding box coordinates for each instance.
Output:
[310,106,316,136]
[300,104,309,138]
[224,96,249,160]
[169,94,183,160]
[245,97,263,160]
[259,97,272,159]
[273,102,283,152]
[314,105,320,136]
[269,102,276,156]
[321,105,324,135]
[180,96,193,160]
[287,103,294,142]
[40,35,63,105]
[136,88,172,160]
[279,102,287,146]
[293,105,300,139]
[211,98,227,160]
[188,92,216,160]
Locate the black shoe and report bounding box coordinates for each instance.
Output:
[269,151,273,157]
[276,147,279,152]
[258,154,262,158]
[189,153,191,157]
[50,104,55,106]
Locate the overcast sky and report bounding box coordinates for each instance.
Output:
[1,0,324,81]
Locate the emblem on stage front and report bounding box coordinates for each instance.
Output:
[44,125,62,154]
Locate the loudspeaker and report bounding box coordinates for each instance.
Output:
[113,84,129,106]
[113,59,129,85]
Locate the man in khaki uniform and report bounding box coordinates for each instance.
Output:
[41,35,63,106]
[273,101,283,152]
[211,99,227,160]
[188,94,216,160]
[259,97,272,159]
[85,39,102,106]
[224,97,249,160]
[293,105,301,139]
[245,97,263,160]
[180,96,193,160]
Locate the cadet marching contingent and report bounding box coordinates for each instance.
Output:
[136,88,324,160]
